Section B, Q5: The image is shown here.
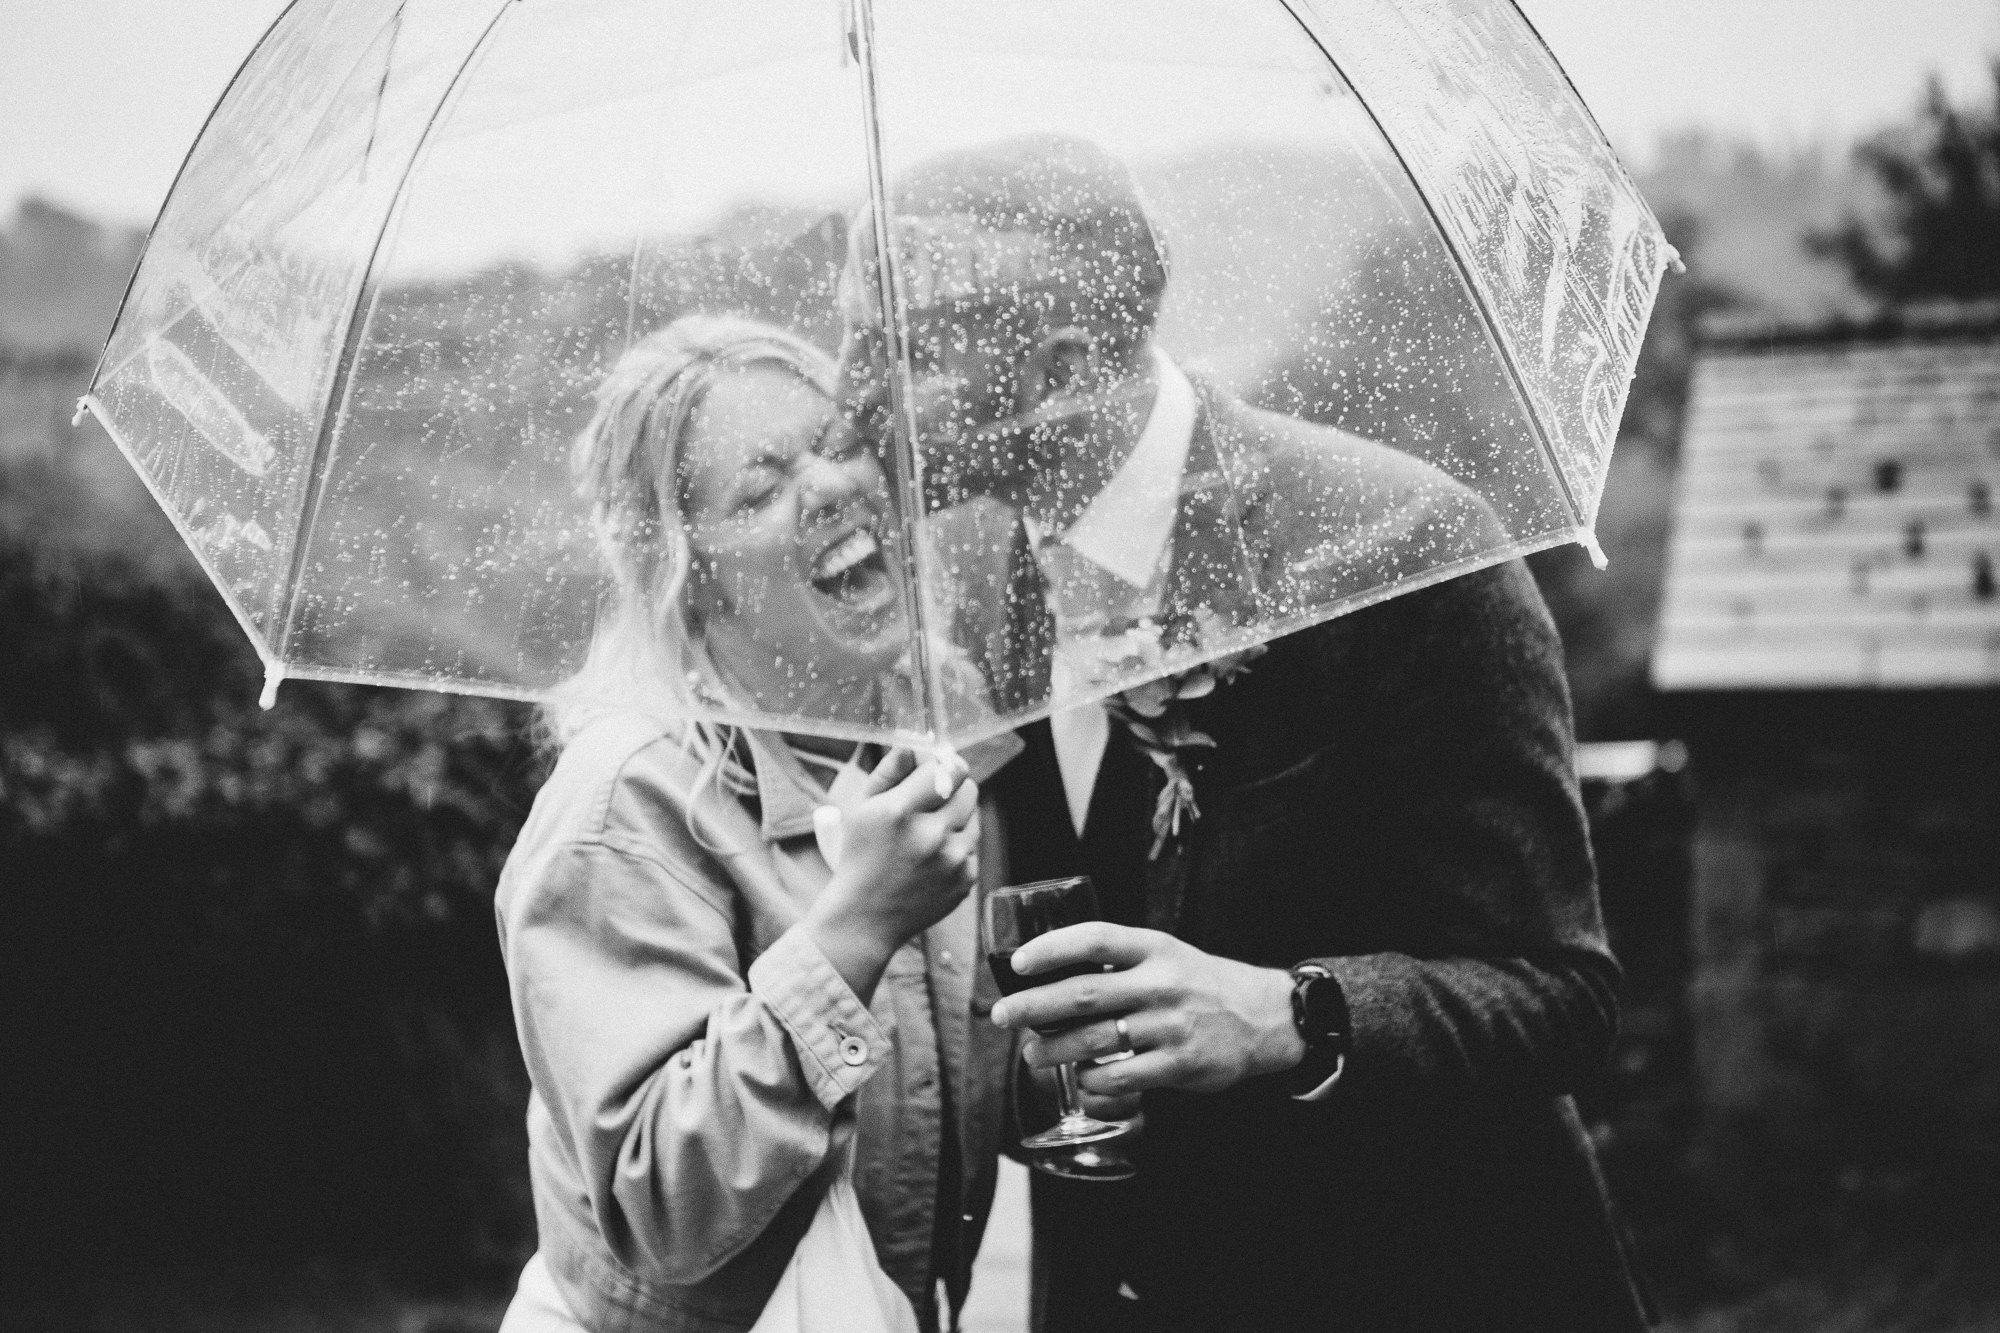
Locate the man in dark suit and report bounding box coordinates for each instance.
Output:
[837,135,1650,1332]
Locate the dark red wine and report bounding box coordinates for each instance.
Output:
[988,951,1101,998]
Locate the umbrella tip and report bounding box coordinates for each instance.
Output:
[71,397,90,428]
[930,742,966,800]
[1580,531,1609,571]
[259,664,284,710]
[1665,244,1687,276]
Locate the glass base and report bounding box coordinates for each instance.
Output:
[1029,1140,1137,1181]
[1022,1116,1129,1152]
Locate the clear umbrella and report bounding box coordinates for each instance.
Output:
[80,0,1675,750]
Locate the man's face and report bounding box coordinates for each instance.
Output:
[836,298,1048,512]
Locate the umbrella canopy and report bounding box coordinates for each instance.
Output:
[82,0,1674,749]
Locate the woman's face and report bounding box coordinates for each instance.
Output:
[676,362,909,693]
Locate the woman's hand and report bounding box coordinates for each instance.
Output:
[806,749,978,1002]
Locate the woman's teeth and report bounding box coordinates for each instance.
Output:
[815,529,877,580]
[810,528,885,600]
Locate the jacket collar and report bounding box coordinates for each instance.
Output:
[741,729,847,843]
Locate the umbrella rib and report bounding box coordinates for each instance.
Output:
[268,0,520,680]
[1274,1,1592,541]
[1500,0,1667,243]
[84,0,313,398]
[88,3,415,401]
[80,389,281,679]
[358,4,408,185]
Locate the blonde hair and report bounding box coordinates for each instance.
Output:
[544,314,838,798]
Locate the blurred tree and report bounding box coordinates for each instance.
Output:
[1809,64,2000,300]
[1636,132,1864,319]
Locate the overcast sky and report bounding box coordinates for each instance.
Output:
[2,0,1997,226]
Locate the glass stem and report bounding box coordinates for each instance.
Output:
[1055,1061,1090,1123]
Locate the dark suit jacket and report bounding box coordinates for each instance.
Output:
[985,384,1650,1332]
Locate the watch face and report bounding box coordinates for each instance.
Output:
[1294,969,1349,1046]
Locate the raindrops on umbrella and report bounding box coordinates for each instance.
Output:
[82,0,1674,749]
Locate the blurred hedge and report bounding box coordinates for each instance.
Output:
[0,536,544,1295]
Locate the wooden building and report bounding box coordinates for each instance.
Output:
[1653,302,2000,1222]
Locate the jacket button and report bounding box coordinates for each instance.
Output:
[838,1035,869,1066]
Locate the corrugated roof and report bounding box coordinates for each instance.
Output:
[1653,313,2000,690]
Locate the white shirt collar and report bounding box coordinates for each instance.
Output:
[1054,346,1197,590]
[1045,348,1198,838]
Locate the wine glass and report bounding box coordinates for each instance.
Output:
[985,876,1136,1181]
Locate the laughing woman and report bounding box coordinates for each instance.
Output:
[494,316,1014,1333]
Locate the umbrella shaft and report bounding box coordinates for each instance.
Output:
[849,0,942,739]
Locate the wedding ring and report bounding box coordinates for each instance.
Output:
[1092,1017,1137,1065]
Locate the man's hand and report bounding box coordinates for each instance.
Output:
[989,923,1307,1097]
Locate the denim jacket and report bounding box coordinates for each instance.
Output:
[494,715,1019,1332]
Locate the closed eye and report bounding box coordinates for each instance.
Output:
[733,465,783,513]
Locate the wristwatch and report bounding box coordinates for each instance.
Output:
[1286,962,1351,1098]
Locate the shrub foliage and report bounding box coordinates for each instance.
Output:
[0,538,544,1292]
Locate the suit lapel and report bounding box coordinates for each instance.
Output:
[1161,383,1268,653]
[1150,383,1283,932]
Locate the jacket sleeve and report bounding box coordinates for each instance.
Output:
[499,834,890,1283]
[1312,557,1621,1101]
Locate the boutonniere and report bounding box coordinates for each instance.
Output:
[1104,633,1267,859]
